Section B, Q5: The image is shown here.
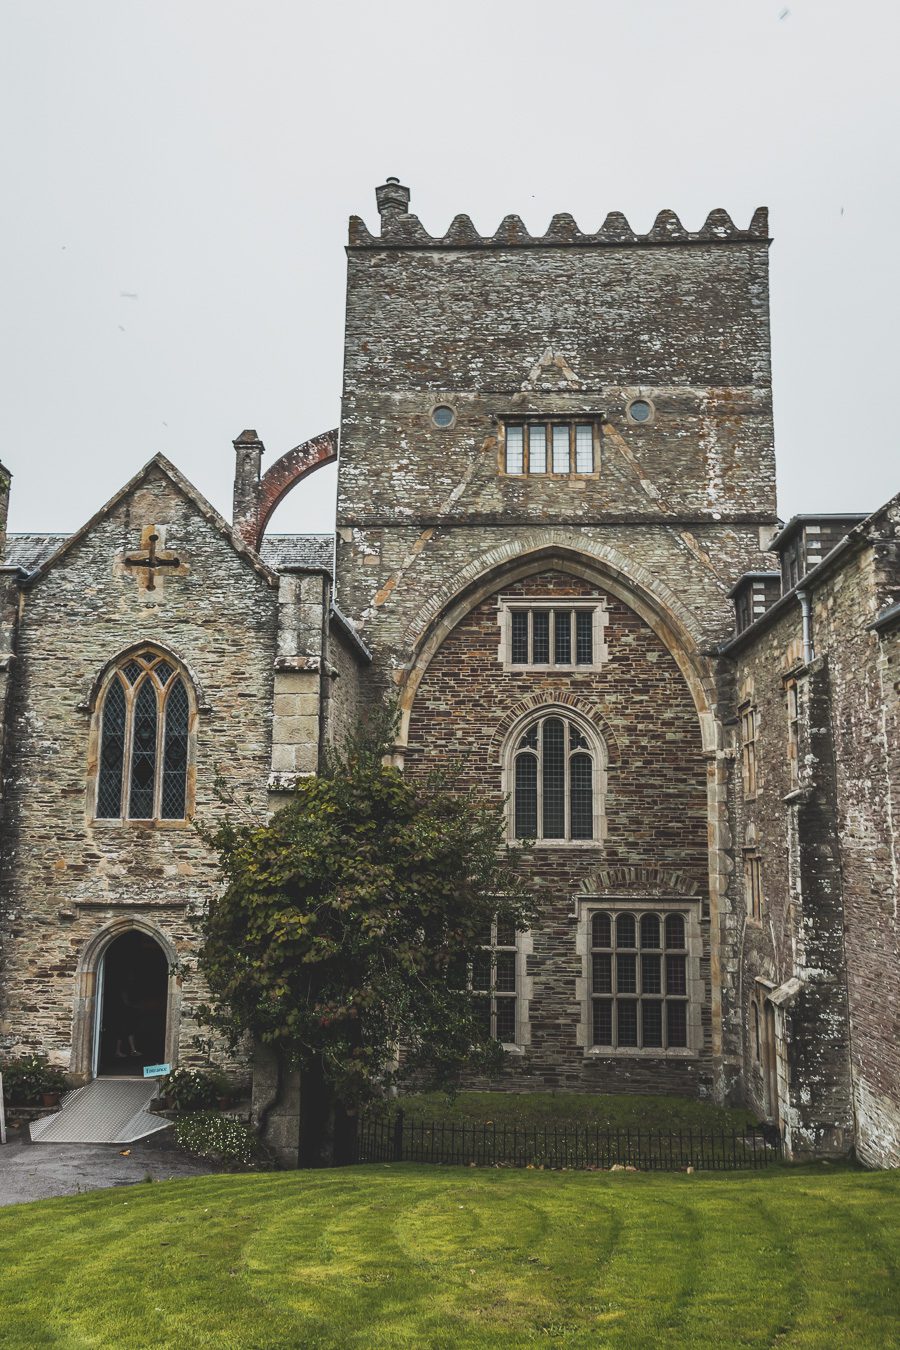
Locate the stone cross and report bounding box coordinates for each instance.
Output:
[124,529,181,591]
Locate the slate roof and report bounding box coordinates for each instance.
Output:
[4,531,333,576]
[2,534,68,572]
[260,534,333,572]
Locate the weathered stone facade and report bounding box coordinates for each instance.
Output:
[724,501,900,1165]
[0,180,897,1167]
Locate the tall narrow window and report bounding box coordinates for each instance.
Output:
[95,649,194,822]
[785,678,800,790]
[739,703,757,798]
[505,426,524,475]
[510,712,601,842]
[471,916,520,1044]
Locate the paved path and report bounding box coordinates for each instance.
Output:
[0,1133,216,1207]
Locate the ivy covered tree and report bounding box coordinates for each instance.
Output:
[199,735,534,1164]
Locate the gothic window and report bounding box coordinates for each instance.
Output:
[590,908,691,1051]
[95,649,194,822]
[501,420,600,477]
[508,712,603,842]
[497,598,609,672]
[471,916,520,1044]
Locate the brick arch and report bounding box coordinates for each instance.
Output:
[237,429,338,551]
[394,541,719,754]
[488,692,622,766]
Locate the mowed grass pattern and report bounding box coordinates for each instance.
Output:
[1,1165,898,1348]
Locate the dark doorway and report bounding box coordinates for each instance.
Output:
[97,931,168,1076]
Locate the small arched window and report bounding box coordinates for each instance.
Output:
[95,649,193,821]
[510,712,602,842]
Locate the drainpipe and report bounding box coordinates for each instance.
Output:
[797,589,814,665]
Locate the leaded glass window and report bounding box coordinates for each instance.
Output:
[500,601,608,671]
[502,420,599,476]
[94,649,193,821]
[471,917,519,1044]
[590,908,691,1051]
[512,713,598,842]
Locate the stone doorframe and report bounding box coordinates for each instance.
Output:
[69,916,182,1082]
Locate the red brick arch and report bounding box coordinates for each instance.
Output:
[238,429,338,551]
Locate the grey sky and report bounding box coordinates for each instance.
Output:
[2,0,897,537]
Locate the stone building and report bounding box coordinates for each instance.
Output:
[0,181,897,1165]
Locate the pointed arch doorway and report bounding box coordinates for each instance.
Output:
[92,931,169,1077]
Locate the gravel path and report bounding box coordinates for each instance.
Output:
[0,1130,217,1206]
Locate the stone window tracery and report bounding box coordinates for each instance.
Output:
[95,649,194,822]
[506,711,605,843]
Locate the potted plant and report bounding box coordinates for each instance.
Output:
[0,1054,68,1107]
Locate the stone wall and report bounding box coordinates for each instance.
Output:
[729,505,900,1163]
[405,567,712,1093]
[0,461,279,1079]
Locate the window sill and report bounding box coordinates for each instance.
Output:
[89,817,194,830]
[500,1043,525,1055]
[584,1046,697,1060]
[510,839,602,850]
[782,787,811,805]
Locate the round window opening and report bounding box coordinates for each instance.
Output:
[431,405,455,429]
[628,398,654,424]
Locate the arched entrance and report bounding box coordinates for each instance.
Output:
[93,931,169,1076]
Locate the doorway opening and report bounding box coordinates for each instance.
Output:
[95,931,168,1076]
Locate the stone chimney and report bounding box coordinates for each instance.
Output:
[0,460,10,560]
[232,430,264,549]
[376,177,410,222]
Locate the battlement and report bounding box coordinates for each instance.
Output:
[350,180,769,250]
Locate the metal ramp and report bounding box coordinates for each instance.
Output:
[29,1077,170,1145]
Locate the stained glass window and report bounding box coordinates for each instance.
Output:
[94,650,193,822]
[590,910,691,1051]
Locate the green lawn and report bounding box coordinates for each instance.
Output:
[1,1165,898,1348]
[394,1090,756,1132]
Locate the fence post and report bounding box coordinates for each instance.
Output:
[392,1108,405,1163]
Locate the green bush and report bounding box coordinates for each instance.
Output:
[0,1055,68,1105]
[174,1111,267,1167]
[163,1067,229,1112]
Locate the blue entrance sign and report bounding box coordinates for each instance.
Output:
[143,1063,171,1079]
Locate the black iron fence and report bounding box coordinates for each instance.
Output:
[357,1109,781,1171]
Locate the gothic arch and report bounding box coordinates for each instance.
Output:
[80,640,209,714]
[394,537,720,754]
[488,692,622,767]
[70,916,182,1080]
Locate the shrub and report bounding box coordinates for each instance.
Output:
[174,1111,268,1167]
[163,1068,228,1112]
[0,1055,68,1105]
